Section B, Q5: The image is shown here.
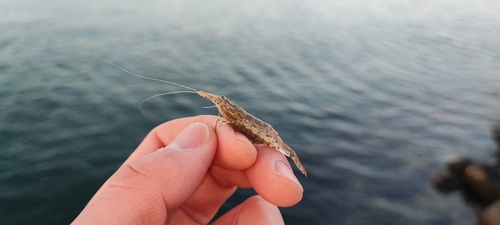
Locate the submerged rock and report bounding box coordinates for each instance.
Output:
[432,126,500,224]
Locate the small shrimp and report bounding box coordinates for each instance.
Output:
[99,59,307,176]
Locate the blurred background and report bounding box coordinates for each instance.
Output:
[1,0,500,224]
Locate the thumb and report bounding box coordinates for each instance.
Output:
[73,122,217,225]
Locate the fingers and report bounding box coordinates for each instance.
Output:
[245,146,304,207]
[207,146,304,208]
[173,172,237,224]
[125,115,257,170]
[74,115,303,225]
[211,195,284,225]
[73,123,217,225]
[124,115,219,163]
[169,123,303,221]
[213,124,257,170]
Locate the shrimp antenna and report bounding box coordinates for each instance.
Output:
[98,58,198,92]
[140,90,198,115]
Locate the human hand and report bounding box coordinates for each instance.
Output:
[72,115,303,225]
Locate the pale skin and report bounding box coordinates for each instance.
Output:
[72,115,303,225]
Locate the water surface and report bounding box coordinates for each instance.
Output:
[1,0,500,224]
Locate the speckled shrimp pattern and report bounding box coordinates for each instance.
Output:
[100,59,307,176]
[198,91,307,176]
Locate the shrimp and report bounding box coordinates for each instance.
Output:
[99,59,307,176]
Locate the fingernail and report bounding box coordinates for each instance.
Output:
[274,160,303,191]
[167,123,209,150]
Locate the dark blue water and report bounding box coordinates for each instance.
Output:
[1,0,500,224]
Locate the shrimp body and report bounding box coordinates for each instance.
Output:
[198,91,307,176]
[98,59,307,176]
